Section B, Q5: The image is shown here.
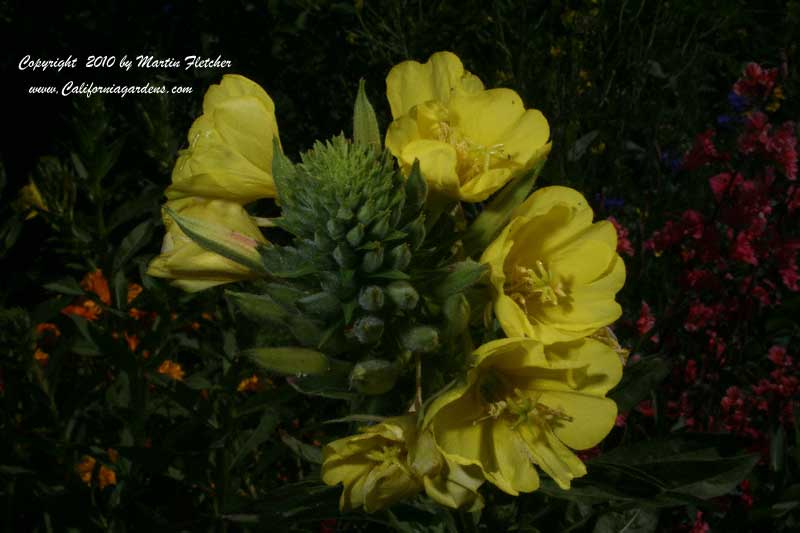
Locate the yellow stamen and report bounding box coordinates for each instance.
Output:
[506,260,566,307]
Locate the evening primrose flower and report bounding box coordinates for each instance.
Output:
[321,416,422,512]
[166,74,281,204]
[385,51,551,202]
[481,186,625,344]
[147,197,268,292]
[424,337,622,494]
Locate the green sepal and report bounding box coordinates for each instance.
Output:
[462,159,545,257]
[433,259,489,300]
[164,206,266,273]
[353,79,381,149]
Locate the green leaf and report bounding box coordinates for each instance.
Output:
[230,410,280,470]
[112,269,128,309]
[43,277,84,296]
[567,130,599,162]
[182,374,213,390]
[243,347,333,376]
[593,508,658,533]
[280,430,323,464]
[353,79,381,149]
[433,260,489,300]
[164,206,266,273]
[462,160,544,257]
[609,356,669,412]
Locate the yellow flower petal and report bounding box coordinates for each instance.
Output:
[169,74,280,203]
[146,198,267,292]
[399,139,461,197]
[386,51,469,118]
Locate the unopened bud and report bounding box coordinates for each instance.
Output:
[361,245,384,273]
[386,281,419,310]
[401,325,439,353]
[443,293,470,339]
[352,315,384,344]
[388,243,412,271]
[349,359,399,395]
[346,223,366,247]
[333,243,358,269]
[403,214,426,250]
[297,291,341,318]
[358,285,385,311]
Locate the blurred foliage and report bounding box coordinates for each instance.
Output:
[2,0,799,531]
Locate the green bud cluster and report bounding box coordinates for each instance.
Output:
[264,135,443,366]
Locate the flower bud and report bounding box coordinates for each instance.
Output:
[443,293,470,339]
[386,281,419,310]
[361,245,384,273]
[388,243,412,271]
[297,291,341,318]
[352,315,384,344]
[333,243,358,269]
[327,219,348,239]
[403,214,426,250]
[348,359,399,395]
[358,286,385,311]
[346,223,366,247]
[401,325,439,353]
[369,212,391,239]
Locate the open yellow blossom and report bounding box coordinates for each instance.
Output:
[385,51,551,202]
[322,416,422,513]
[166,74,280,204]
[481,186,625,343]
[424,337,622,494]
[147,197,268,292]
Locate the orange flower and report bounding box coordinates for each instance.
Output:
[36,323,61,337]
[62,299,102,321]
[98,466,117,489]
[76,456,96,485]
[237,374,260,392]
[33,348,49,365]
[158,360,185,381]
[127,283,143,304]
[124,332,140,352]
[107,448,119,463]
[81,269,111,305]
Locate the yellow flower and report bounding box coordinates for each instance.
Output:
[385,51,551,202]
[17,178,48,219]
[408,429,484,511]
[424,337,622,494]
[321,416,422,512]
[147,197,268,292]
[166,74,281,204]
[481,186,625,343]
[157,359,185,381]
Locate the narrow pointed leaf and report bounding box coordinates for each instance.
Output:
[353,79,381,149]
